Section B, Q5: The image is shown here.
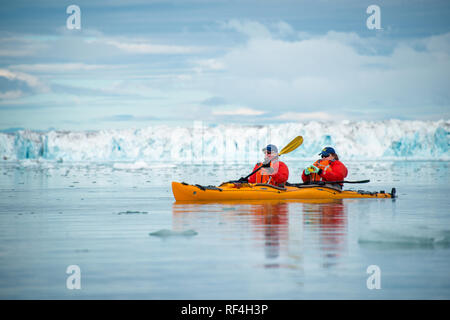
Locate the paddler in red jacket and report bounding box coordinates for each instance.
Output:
[302,147,348,188]
[246,144,289,187]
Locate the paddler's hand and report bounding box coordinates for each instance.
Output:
[304,165,320,175]
[261,160,271,168]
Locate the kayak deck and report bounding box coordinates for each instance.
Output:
[172,181,395,201]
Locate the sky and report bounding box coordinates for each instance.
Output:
[0,0,449,130]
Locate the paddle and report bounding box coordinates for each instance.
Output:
[237,136,304,182]
[286,180,370,187]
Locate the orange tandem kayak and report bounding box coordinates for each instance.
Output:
[172,181,395,201]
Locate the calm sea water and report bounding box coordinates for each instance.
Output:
[0,160,449,299]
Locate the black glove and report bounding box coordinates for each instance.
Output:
[261,161,271,168]
[318,169,323,175]
[238,177,248,183]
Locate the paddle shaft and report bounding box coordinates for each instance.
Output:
[287,180,370,187]
[241,136,303,181]
[244,162,270,180]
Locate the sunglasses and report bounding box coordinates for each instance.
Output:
[321,154,330,158]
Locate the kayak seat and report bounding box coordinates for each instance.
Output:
[194,184,223,191]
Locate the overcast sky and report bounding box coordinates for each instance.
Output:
[0,0,449,130]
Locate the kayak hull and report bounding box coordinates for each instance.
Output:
[172,182,394,201]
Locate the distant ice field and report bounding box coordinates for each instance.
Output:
[1,120,449,163]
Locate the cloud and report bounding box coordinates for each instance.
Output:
[104,39,200,54]
[195,58,226,71]
[0,69,49,99]
[201,96,228,106]
[0,90,23,100]
[191,21,450,119]
[224,19,296,40]
[0,37,46,57]
[224,19,272,39]
[1,16,449,125]
[0,31,204,67]
[0,69,43,89]
[274,21,295,38]
[275,112,336,122]
[212,107,266,116]
[9,63,119,73]
[96,114,158,122]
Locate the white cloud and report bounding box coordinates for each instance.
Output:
[224,20,272,39]
[0,90,24,100]
[105,39,200,54]
[194,58,226,72]
[225,19,296,40]
[274,21,295,37]
[212,107,266,116]
[276,112,336,121]
[192,21,450,118]
[0,37,46,57]
[0,69,48,92]
[9,63,119,73]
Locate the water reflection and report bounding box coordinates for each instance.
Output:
[172,199,347,270]
[302,200,347,269]
[250,202,289,261]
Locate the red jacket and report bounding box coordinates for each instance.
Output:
[302,160,348,183]
[248,160,289,186]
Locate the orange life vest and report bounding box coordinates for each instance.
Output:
[309,159,333,182]
[255,161,279,185]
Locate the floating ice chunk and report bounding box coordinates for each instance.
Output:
[112,161,177,170]
[358,227,450,248]
[117,210,148,215]
[149,229,198,237]
[113,161,150,170]
[146,163,177,169]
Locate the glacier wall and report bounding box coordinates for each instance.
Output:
[0,120,449,163]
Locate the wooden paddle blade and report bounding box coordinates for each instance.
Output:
[279,136,303,156]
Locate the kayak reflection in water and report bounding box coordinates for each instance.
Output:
[171,200,348,270]
[240,144,289,187]
[249,202,289,264]
[301,147,348,189]
[302,199,347,269]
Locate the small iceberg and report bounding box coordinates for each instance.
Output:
[149,229,198,238]
[117,210,148,215]
[113,161,177,170]
[113,161,149,170]
[358,228,450,249]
